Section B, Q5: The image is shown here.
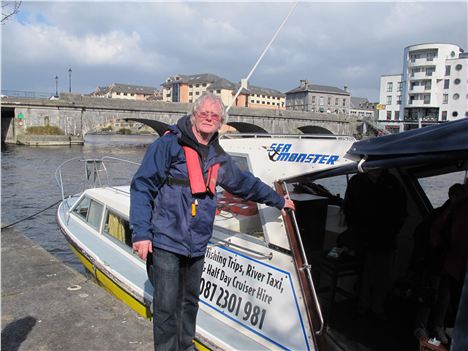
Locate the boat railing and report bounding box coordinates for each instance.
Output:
[221,133,355,141]
[55,156,141,202]
[281,181,325,336]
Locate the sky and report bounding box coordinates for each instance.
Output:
[1,1,467,101]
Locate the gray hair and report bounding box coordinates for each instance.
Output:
[191,92,228,125]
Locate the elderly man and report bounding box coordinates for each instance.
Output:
[130,92,295,351]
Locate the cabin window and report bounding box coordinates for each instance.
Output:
[417,171,467,208]
[215,155,264,240]
[73,197,104,230]
[103,211,132,247]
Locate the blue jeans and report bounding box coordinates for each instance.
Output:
[152,248,205,351]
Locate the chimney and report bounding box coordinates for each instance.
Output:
[343,85,348,92]
[300,79,308,88]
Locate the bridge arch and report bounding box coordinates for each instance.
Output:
[298,125,334,135]
[226,122,268,134]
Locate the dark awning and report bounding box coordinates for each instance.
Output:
[348,118,468,158]
[285,119,468,182]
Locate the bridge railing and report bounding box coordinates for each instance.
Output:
[1,90,54,99]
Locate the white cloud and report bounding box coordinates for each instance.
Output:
[4,21,164,69]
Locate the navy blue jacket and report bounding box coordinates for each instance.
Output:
[130,116,285,257]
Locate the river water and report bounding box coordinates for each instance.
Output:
[1,142,148,273]
[1,140,464,274]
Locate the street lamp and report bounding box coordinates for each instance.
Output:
[55,76,59,97]
[68,68,72,93]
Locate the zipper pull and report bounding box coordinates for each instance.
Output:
[191,199,198,217]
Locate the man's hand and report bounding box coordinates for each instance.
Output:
[132,240,152,260]
[281,195,295,216]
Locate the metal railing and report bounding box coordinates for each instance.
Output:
[55,156,141,201]
[1,90,55,99]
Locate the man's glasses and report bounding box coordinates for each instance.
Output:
[198,111,221,121]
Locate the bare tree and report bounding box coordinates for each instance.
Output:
[2,1,21,24]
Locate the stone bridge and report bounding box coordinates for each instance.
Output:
[1,93,356,144]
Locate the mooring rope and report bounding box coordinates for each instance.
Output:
[1,199,62,229]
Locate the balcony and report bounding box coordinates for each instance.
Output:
[407,99,433,107]
[409,71,429,80]
[408,57,437,67]
[409,85,426,93]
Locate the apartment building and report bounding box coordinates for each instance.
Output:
[379,43,468,131]
[161,73,221,103]
[90,83,161,100]
[162,73,285,110]
[285,80,350,114]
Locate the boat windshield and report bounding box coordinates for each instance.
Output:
[72,196,104,230]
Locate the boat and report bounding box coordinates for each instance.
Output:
[56,118,468,351]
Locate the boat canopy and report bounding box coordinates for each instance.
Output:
[286,118,468,182]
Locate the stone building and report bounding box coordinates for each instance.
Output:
[285,80,350,115]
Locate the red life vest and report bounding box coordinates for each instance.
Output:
[183,146,219,195]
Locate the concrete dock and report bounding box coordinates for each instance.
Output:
[1,227,153,350]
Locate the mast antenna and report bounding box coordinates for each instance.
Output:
[226,1,299,113]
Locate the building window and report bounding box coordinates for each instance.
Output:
[441,111,447,120]
[397,96,402,105]
[454,78,461,85]
[189,99,192,103]
[397,82,402,92]
[386,111,392,120]
[425,81,431,90]
[387,82,393,92]
[452,111,458,117]
[455,64,462,71]
[319,97,324,105]
[386,96,392,105]
[202,84,207,87]
[423,95,431,104]
[426,68,434,76]
[443,94,448,104]
[327,97,331,105]
[445,66,451,76]
[216,90,221,94]
[195,84,200,87]
[189,92,193,96]
[444,79,450,89]
[342,99,346,107]
[453,93,460,100]
[312,96,316,103]
[394,111,400,120]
